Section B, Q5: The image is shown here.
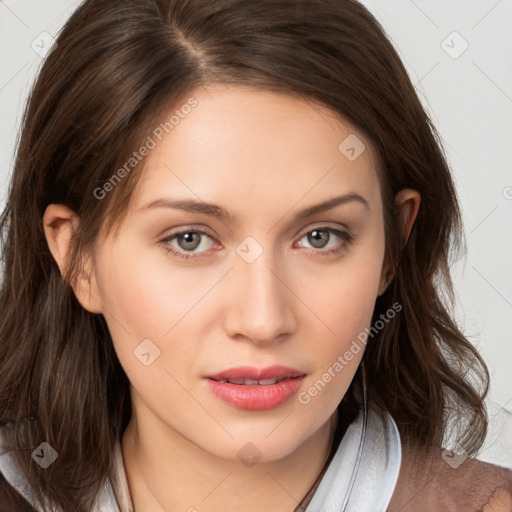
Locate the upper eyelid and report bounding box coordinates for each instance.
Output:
[162,223,350,240]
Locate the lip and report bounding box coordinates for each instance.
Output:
[204,365,306,411]
[205,365,305,381]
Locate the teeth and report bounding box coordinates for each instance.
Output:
[258,378,280,385]
[216,377,286,385]
[228,378,259,385]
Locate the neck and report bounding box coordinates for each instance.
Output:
[121,406,339,512]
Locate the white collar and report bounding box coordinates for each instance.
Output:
[305,400,402,511]
[0,403,401,512]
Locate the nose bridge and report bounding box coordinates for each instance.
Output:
[225,238,296,343]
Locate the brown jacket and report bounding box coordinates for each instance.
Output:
[388,446,512,512]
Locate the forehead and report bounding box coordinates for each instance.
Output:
[132,84,382,221]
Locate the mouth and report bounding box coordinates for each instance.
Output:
[203,365,307,411]
[204,364,306,382]
[209,376,294,385]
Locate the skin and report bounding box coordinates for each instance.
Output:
[43,84,420,511]
[483,488,512,512]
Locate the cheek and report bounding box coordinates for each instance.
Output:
[310,281,376,381]
[305,236,384,342]
[299,271,379,412]
[94,238,215,382]
[93,241,176,366]
[96,233,195,330]
[299,235,384,411]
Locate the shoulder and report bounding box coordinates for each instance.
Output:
[388,444,512,512]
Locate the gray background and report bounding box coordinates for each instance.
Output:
[0,0,511,467]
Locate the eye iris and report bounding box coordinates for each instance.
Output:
[308,229,329,249]
[178,232,201,251]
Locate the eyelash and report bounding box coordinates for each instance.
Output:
[159,226,354,261]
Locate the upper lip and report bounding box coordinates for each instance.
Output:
[205,365,306,381]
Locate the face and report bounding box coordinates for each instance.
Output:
[87,84,388,462]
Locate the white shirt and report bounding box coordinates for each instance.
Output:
[0,401,401,512]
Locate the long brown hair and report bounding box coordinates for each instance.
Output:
[0,0,489,510]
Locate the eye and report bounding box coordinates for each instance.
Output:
[159,228,217,261]
[159,226,354,261]
[295,227,354,256]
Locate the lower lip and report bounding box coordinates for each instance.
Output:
[204,376,306,410]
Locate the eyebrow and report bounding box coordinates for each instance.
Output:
[138,192,370,222]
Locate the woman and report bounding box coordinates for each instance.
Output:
[0,0,510,510]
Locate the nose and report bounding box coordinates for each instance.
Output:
[224,247,297,346]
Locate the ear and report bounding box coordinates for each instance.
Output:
[377,189,421,296]
[42,204,103,314]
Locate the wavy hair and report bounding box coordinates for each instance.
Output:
[0,0,489,510]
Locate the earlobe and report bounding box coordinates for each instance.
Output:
[377,268,393,297]
[42,204,103,314]
[377,248,394,296]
